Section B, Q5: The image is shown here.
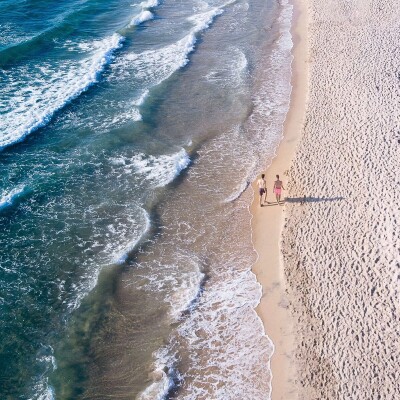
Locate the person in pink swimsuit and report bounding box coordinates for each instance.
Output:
[273,174,285,205]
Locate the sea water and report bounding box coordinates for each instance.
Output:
[0,0,293,398]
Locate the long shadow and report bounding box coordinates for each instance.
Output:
[285,196,344,204]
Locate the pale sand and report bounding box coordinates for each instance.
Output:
[254,0,400,399]
[251,0,309,399]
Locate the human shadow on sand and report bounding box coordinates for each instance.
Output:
[285,195,344,204]
[263,196,344,207]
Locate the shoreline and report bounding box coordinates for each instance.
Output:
[251,0,309,398]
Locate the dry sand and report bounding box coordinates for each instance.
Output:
[253,0,400,399]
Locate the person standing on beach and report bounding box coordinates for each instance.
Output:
[257,174,267,207]
[273,174,285,205]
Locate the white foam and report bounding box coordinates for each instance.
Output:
[123,32,195,76]
[132,89,149,106]
[205,47,249,89]
[223,158,257,202]
[139,0,159,8]
[111,108,142,124]
[112,7,224,93]
[32,387,55,400]
[136,348,174,400]
[31,345,57,400]
[166,263,204,321]
[61,206,151,312]
[102,90,148,126]
[114,208,151,264]
[129,10,154,27]
[223,179,250,203]
[187,7,224,32]
[175,268,272,399]
[136,373,170,400]
[139,259,273,399]
[0,34,124,150]
[131,149,191,187]
[0,185,26,209]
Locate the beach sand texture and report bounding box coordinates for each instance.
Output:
[282,0,400,398]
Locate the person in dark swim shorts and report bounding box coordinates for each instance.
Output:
[257,174,267,207]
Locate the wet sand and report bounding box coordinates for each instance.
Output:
[251,0,308,398]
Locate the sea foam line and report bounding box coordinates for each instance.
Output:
[106,0,228,126]
[114,208,151,264]
[0,0,160,149]
[111,149,191,187]
[179,7,225,67]
[136,347,176,400]
[116,6,225,112]
[131,149,191,187]
[0,33,124,150]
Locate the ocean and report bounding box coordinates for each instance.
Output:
[0,0,293,398]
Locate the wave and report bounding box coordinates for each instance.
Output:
[62,206,152,312]
[0,2,228,151]
[174,269,272,399]
[116,90,150,122]
[129,10,154,27]
[205,46,248,89]
[112,6,225,98]
[166,263,205,321]
[223,179,250,202]
[0,0,164,150]
[0,185,26,209]
[139,0,159,8]
[136,258,201,399]
[223,158,257,202]
[110,149,191,187]
[0,5,83,66]
[137,262,272,399]
[125,0,159,29]
[132,149,191,187]
[187,7,224,32]
[114,209,151,264]
[0,22,34,53]
[136,347,175,400]
[133,255,205,399]
[132,89,149,107]
[32,345,57,400]
[0,34,124,150]
[110,108,143,124]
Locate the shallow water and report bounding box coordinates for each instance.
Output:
[0,0,293,398]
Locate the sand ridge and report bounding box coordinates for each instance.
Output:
[282,0,400,398]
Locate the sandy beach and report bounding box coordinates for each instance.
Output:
[253,0,399,398]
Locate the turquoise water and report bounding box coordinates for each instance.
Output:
[0,0,293,398]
